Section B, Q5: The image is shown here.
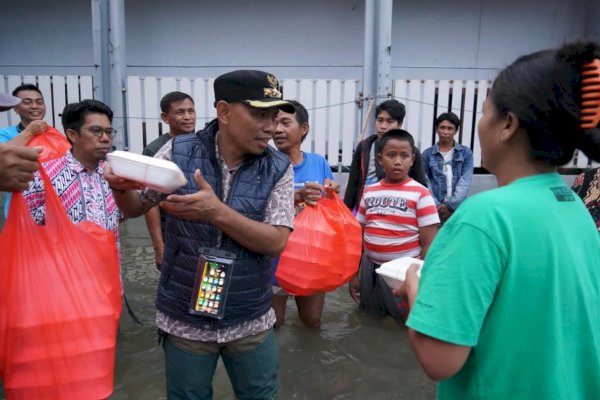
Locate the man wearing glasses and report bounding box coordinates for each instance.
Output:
[22,99,122,251]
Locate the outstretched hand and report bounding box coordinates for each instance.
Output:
[0,144,41,192]
[22,120,47,138]
[392,263,421,302]
[160,169,223,222]
[324,178,340,198]
[103,163,145,192]
[296,181,322,206]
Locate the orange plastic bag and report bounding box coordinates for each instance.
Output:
[276,194,362,296]
[27,126,71,162]
[319,195,362,286]
[0,166,122,400]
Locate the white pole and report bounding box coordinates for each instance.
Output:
[108,0,127,150]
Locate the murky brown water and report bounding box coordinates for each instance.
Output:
[112,218,435,400]
[0,210,436,400]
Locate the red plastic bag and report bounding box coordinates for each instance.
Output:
[27,126,71,162]
[276,194,362,296]
[319,195,362,285]
[0,166,122,400]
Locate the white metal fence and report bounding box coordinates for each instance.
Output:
[125,77,361,169]
[1,74,596,169]
[0,75,94,130]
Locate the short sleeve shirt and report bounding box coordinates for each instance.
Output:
[407,173,600,399]
[356,178,439,263]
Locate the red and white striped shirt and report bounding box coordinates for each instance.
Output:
[357,178,439,264]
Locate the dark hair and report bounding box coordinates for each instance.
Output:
[435,112,461,129]
[61,99,113,134]
[376,129,429,186]
[376,99,406,123]
[12,84,42,97]
[160,91,194,113]
[287,100,309,125]
[490,41,600,165]
[286,100,309,142]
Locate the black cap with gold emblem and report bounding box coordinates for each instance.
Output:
[213,70,294,112]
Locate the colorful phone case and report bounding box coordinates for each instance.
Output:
[189,248,236,319]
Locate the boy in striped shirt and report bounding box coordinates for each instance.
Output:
[350,129,439,324]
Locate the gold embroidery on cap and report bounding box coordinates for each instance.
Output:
[264,88,282,98]
[247,99,287,108]
[267,74,279,89]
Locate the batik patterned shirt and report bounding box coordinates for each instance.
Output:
[22,150,122,246]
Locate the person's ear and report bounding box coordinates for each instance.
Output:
[160,111,169,124]
[499,111,521,143]
[66,128,79,144]
[301,122,309,138]
[216,101,231,125]
[377,152,383,165]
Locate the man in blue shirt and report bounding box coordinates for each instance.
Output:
[0,84,47,215]
[0,91,41,192]
[0,84,46,143]
[271,100,339,329]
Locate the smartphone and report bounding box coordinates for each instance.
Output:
[189,248,236,319]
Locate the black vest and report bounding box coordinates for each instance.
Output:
[156,119,290,329]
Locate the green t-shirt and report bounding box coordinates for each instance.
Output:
[407,172,600,400]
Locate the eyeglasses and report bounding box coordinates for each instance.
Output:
[81,126,117,138]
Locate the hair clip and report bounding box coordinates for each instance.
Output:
[580,58,600,129]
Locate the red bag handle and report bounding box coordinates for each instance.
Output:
[26,126,71,162]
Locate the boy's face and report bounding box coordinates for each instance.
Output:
[375,110,401,138]
[377,138,414,183]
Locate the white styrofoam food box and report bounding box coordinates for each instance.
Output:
[107,150,187,193]
[375,257,424,290]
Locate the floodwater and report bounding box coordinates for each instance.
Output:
[113,218,436,400]
[0,213,436,400]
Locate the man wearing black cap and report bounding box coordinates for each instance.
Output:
[105,70,294,399]
[0,91,41,192]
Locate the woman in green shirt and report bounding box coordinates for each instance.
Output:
[397,42,600,399]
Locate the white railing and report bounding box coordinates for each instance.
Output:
[0,75,94,130]
[395,79,596,169]
[396,79,489,167]
[125,77,361,169]
[1,74,595,170]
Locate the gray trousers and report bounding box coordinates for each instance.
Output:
[358,254,408,325]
